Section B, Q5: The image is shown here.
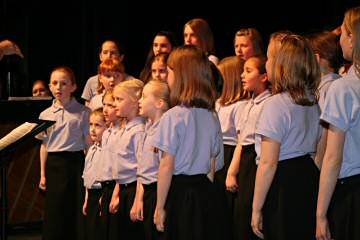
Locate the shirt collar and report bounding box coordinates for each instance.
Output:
[108,121,122,134]
[348,65,356,76]
[51,97,76,113]
[145,118,160,136]
[319,73,341,89]
[253,89,271,104]
[125,116,145,131]
[91,142,101,151]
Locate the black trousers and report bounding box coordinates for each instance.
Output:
[43,151,85,240]
[118,181,144,240]
[99,181,119,240]
[143,182,162,240]
[84,188,102,240]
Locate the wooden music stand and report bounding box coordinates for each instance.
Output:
[0,120,55,240]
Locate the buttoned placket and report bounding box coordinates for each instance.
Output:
[85,144,99,172]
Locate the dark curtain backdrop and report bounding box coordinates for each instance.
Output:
[0,0,358,98]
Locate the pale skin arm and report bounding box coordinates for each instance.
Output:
[83,188,89,215]
[154,152,174,232]
[130,180,144,222]
[314,126,328,169]
[136,181,144,221]
[226,143,242,192]
[39,143,48,190]
[251,136,280,239]
[0,39,24,60]
[316,125,345,240]
[109,183,120,214]
[207,158,216,182]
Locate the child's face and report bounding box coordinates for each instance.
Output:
[89,114,106,143]
[49,71,76,102]
[100,41,121,62]
[234,36,254,60]
[113,88,138,118]
[102,95,117,124]
[151,61,168,81]
[100,71,122,91]
[340,22,352,61]
[241,59,264,92]
[184,25,199,47]
[139,84,159,118]
[153,36,172,56]
[266,41,276,83]
[166,66,175,90]
[32,82,49,97]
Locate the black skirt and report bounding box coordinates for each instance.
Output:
[142,182,162,240]
[233,144,260,240]
[215,144,236,185]
[43,151,85,240]
[163,174,229,240]
[263,155,319,240]
[214,144,237,221]
[84,188,102,240]
[328,173,360,240]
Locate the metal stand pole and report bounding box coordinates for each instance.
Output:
[1,161,8,240]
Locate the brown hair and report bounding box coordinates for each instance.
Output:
[184,18,215,55]
[102,89,114,103]
[90,108,105,122]
[343,6,360,77]
[167,45,216,110]
[99,40,124,56]
[307,31,341,73]
[247,55,267,74]
[32,79,50,96]
[244,55,269,92]
[268,31,292,57]
[139,31,177,83]
[271,35,320,106]
[153,53,169,66]
[51,66,76,85]
[147,53,169,83]
[235,28,264,56]
[218,56,249,105]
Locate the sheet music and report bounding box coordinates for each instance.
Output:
[8,96,52,101]
[0,122,38,151]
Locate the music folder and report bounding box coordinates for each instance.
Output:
[0,119,55,164]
